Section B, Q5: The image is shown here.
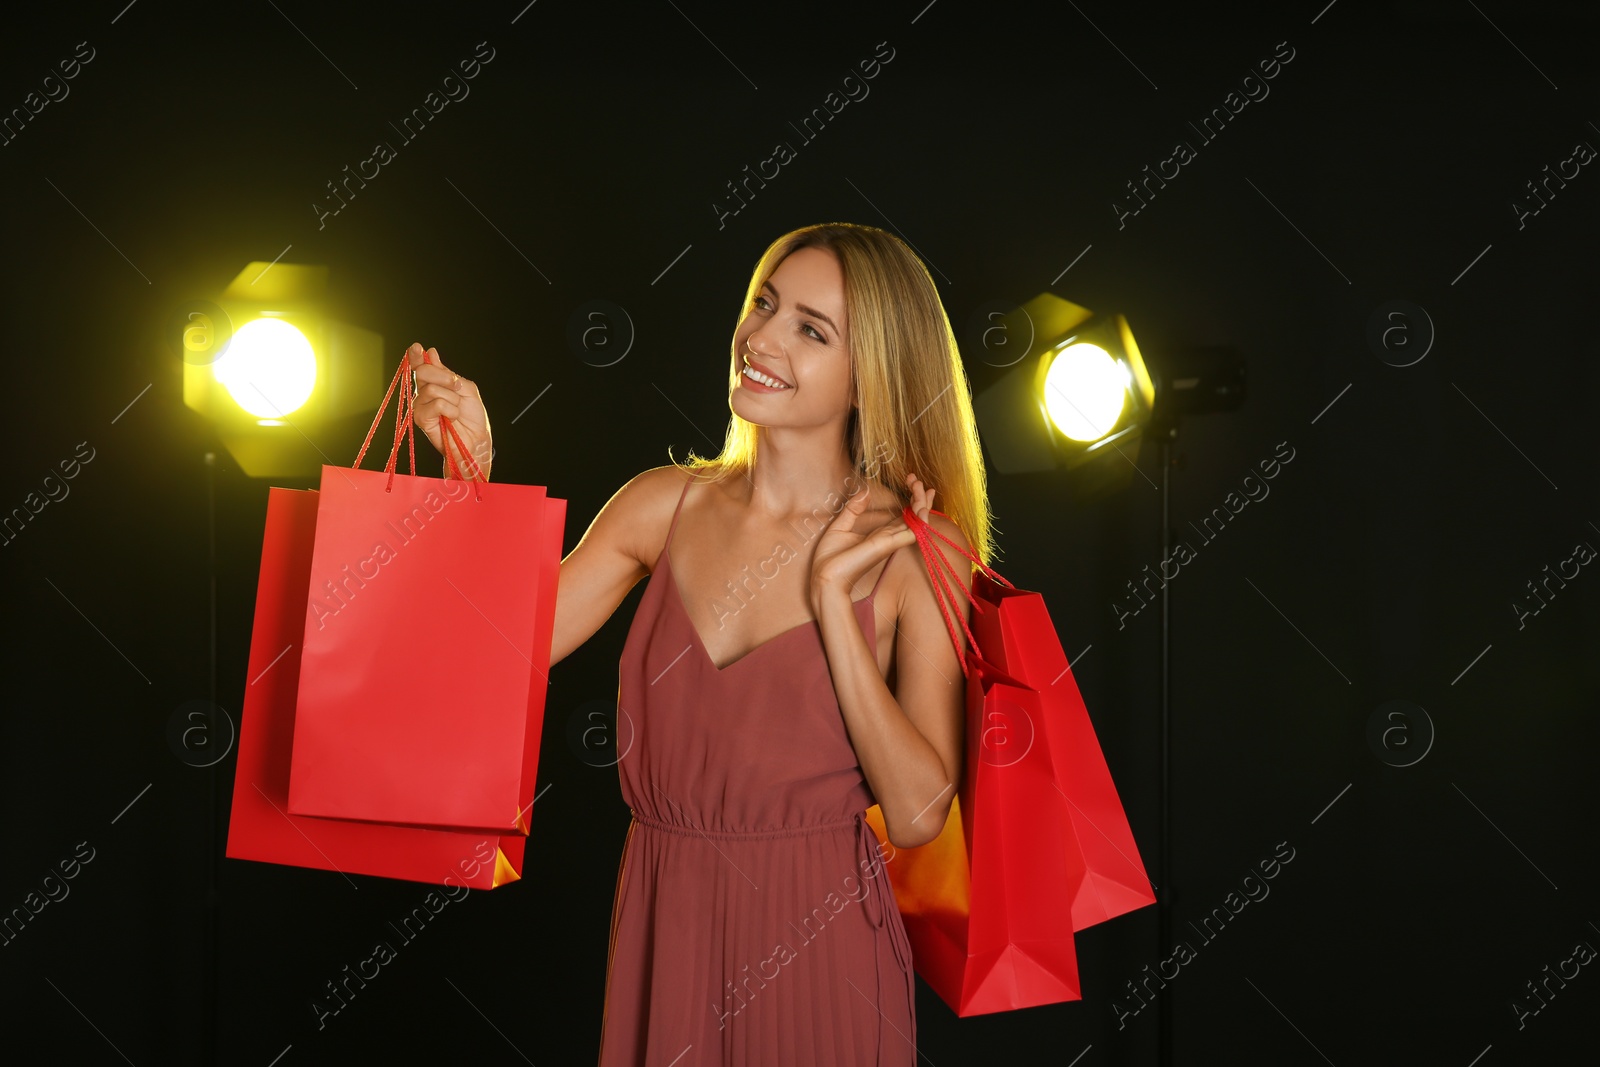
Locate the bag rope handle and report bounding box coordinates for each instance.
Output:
[425,350,489,497]
[353,351,487,499]
[900,505,1016,680]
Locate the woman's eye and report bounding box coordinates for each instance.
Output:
[748,294,822,341]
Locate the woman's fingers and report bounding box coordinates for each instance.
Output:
[415,388,463,422]
[405,343,480,398]
[405,341,432,374]
[905,471,934,521]
[412,354,456,391]
[413,363,455,390]
[416,386,486,438]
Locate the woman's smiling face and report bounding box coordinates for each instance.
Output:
[730,245,854,426]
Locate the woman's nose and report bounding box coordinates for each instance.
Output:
[746,327,777,356]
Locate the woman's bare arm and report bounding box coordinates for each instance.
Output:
[547,465,686,667]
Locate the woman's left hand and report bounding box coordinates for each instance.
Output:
[810,472,936,616]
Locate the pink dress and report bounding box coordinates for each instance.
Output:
[598,473,917,1065]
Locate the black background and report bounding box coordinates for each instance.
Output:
[2,1,1597,1064]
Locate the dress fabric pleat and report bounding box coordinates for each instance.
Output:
[597,473,917,1066]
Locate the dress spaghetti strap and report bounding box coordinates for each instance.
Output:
[664,471,694,555]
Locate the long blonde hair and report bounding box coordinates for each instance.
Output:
[671,222,996,569]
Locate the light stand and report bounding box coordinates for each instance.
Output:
[1144,347,1245,1067]
[205,450,220,1067]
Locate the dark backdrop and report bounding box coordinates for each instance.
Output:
[2,1,1596,1064]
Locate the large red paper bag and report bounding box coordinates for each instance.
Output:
[226,485,527,888]
[285,354,565,835]
[968,566,1156,931]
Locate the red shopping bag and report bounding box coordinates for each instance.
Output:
[284,353,565,835]
[863,507,1155,1015]
[225,485,530,888]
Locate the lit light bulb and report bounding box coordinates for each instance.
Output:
[213,318,317,418]
[1042,342,1127,442]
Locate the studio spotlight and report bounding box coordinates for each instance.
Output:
[179,261,383,478]
[973,293,1156,477]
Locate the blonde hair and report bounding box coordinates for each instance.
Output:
[671,222,996,569]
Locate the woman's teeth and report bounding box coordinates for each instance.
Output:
[743,366,790,389]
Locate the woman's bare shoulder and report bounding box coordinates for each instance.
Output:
[886,509,972,602]
[608,464,702,568]
[620,463,695,496]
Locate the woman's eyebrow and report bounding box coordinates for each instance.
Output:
[763,281,840,334]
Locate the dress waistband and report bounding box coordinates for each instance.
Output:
[629,809,859,840]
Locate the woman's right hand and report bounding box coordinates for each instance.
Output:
[405,342,493,481]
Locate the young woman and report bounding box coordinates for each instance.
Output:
[403,222,995,1065]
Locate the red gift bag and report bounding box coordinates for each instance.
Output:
[284,353,565,835]
[862,506,1156,1015]
[225,485,528,888]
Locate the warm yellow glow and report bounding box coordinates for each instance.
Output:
[1043,342,1127,442]
[213,318,317,418]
